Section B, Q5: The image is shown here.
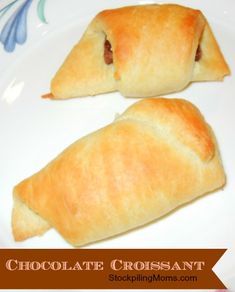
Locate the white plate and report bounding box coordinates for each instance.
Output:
[0,0,235,290]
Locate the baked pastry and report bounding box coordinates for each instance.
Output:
[12,98,225,246]
[48,4,230,99]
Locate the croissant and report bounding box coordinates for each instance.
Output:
[12,98,225,246]
[48,4,230,99]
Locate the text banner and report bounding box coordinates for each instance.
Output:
[0,249,226,289]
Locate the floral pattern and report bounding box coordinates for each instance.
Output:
[0,0,47,52]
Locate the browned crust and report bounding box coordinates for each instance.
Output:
[42,93,54,99]
[12,97,225,246]
[50,4,229,99]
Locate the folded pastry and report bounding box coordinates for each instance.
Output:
[12,98,225,246]
[49,4,230,99]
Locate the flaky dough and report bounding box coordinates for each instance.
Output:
[12,98,225,246]
[50,4,230,99]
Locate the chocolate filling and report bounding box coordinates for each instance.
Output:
[195,45,202,61]
[104,40,201,64]
[104,39,113,65]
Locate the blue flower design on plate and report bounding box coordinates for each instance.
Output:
[0,0,47,53]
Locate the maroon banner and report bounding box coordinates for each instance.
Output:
[0,249,226,289]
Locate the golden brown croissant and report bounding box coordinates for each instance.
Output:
[12,98,225,246]
[49,4,230,99]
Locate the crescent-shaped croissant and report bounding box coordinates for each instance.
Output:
[48,4,230,99]
[12,98,225,246]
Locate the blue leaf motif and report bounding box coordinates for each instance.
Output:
[4,22,17,51]
[15,0,33,44]
[0,8,18,51]
[0,0,33,52]
[0,0,48,53]
[0,7,17,44]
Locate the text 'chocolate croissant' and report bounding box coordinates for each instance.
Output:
[12,98,225,246]
[49,4,230,99]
